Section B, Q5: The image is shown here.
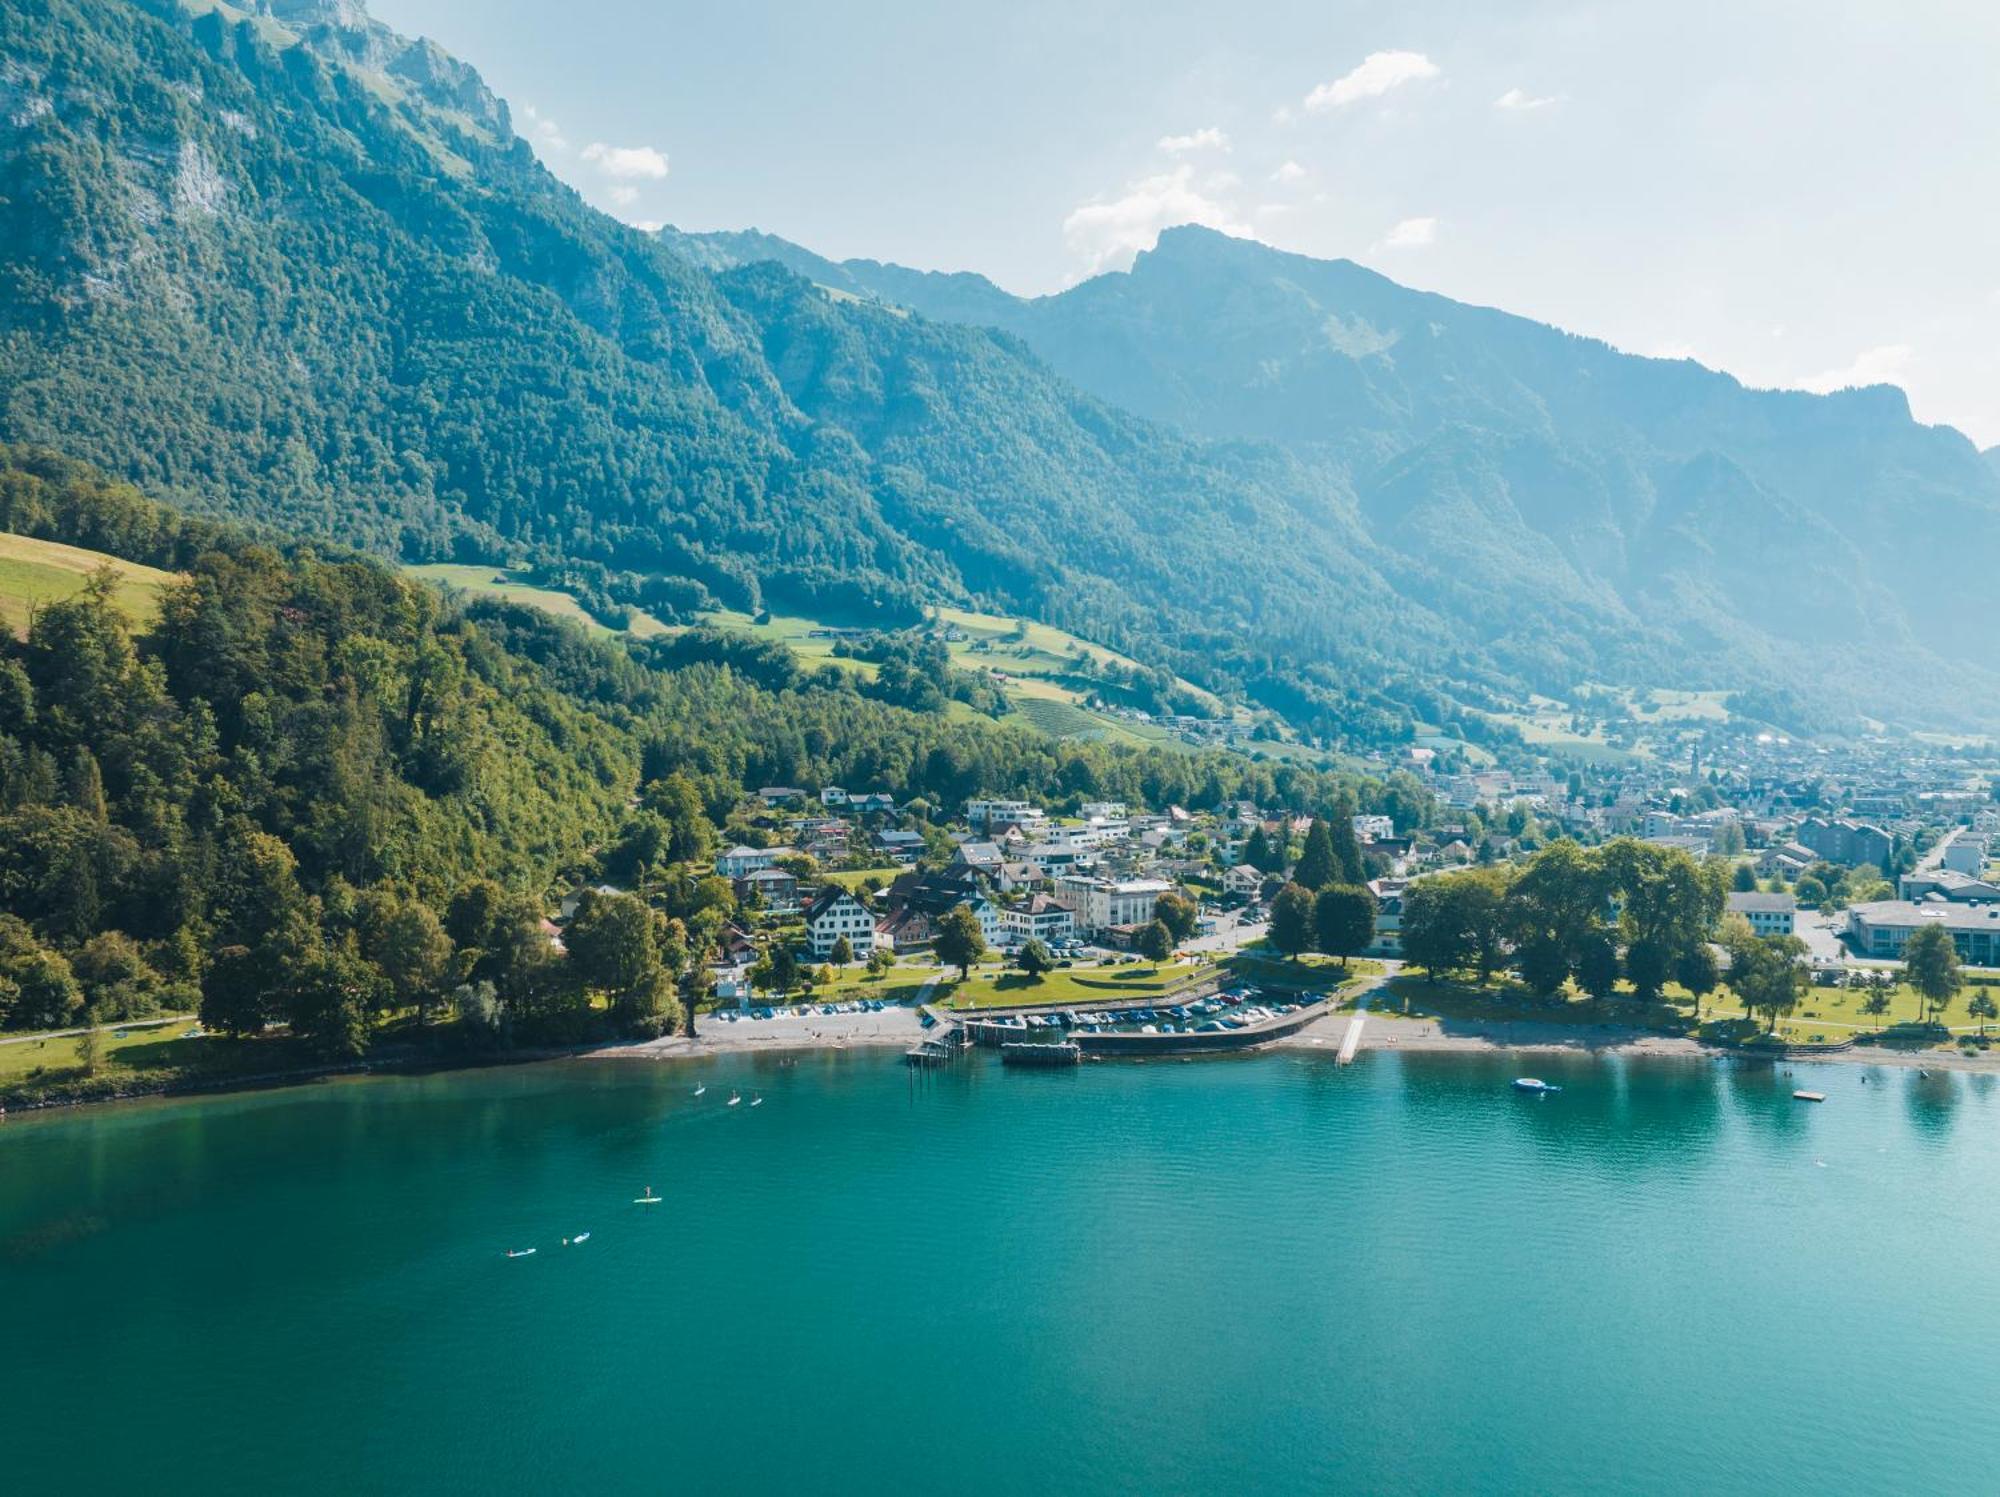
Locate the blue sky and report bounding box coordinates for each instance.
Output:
[372,0,2000,445]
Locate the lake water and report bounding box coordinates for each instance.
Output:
[5,1048,1998,1495]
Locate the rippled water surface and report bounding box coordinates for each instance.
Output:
[5,1049,1998,1495]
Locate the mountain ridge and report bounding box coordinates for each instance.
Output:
[667,221,2000,731]
[1,0,1993,738]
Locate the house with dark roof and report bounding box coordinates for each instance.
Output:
[804,887,875,960]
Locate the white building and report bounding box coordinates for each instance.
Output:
[1079,801,1128,822]
[1942,831,1990,877]
[1726,890,1796,937]
[962,895,1006,949]
[1054,876,1173,932]
[803,888,875,960]
[1223,864,1264,898]
[716,845,787,879]
[1003,895,1076,947]
[1354,814,1395,841]
[966,798,1044,831]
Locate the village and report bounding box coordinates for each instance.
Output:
[651,724,2000,1015]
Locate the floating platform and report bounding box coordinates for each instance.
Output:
[1001,1042,1082,1068]
[1793,1090,1826,1102]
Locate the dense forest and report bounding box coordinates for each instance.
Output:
[0,448,1362,1067]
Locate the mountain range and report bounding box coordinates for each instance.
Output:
[3,0,1997,739]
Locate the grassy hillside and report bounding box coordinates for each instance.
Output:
[0,531,174,636]
[404,564,670,638]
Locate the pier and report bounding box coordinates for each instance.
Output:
[1001,1041,1082,1068]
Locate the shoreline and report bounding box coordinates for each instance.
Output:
[1285,1009,2000,1073]
[11,1003,2000,1118]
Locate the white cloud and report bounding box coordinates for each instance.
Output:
[1063,164,1255,276]
[1799,343,1914,393]
[520,104,567,153]
[608,185,641,207]
[1158,126,1230,154]
[1305,51,1440,112]
[1271,160,1307,184]
[1493,87,1562,112]
[581,142,670,180]
[1374,215,1438,251]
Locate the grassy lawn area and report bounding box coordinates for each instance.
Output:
[1225,950,1383,994]
[937,959,1219,1011]
[404,563,670,638]
[0,531,174,636]
[1372,969,2000,1052]
[1377,974,1693,1032]
[1701,978,2000,1046]
[821,867,904,892]
[0,1020,317,1104]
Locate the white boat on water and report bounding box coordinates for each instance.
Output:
[727,1092,742,1107]
[506,1248,537,1258]
[1513,1077,1561,1095]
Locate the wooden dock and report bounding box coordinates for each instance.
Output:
[904,1025,972,1067]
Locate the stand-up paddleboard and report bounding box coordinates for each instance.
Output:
[634,1188,662,1204]
[506,1248,537,1258]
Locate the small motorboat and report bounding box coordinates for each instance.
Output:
[1513,1077,1562,1095]
[570,1232,591,1244]
[506,1248,537,1259]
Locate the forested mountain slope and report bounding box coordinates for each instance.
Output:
[673,226,2000,731]
[0,444,1361,1063]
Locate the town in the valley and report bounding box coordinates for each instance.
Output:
[616,722,2000,1032]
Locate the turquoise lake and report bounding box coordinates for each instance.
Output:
[5,1048,1998,1495]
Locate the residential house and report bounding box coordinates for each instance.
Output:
[756,786,807,808]
[871,828,927,864]
[1758,841,1818,880]
[875,906,935,952]
[951,841,1007,879]
[1223,864,1265,898]
[716,845,789,879]
[1003,895,1077,948]
[735,866,802,913]
[804,887,875,960]
[1367,877,1407,957]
